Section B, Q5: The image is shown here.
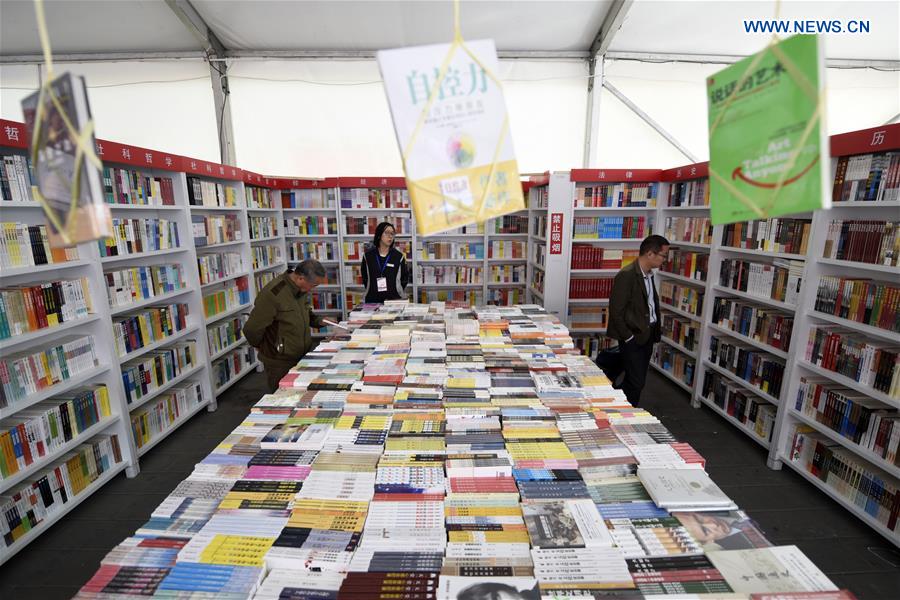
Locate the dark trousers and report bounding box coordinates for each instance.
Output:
[261,357,299,394]
[620,336,656,406]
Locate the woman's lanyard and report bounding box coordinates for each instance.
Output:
[376,251,390,276]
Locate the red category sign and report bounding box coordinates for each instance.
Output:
[95,138,183,172]
[830,123,899,157]
[180,156,243,181]
[570,168,663,183]
[337,176,407,188]
[661,162,709,182]
[276,177,339,190]
[0,120,28,149]
[549,212,564,255]
[242,170,278,188]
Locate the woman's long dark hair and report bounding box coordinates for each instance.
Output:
[372,221,396,250]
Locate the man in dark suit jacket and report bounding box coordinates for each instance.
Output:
[607,235,670,406]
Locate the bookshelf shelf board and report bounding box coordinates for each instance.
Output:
[787,408,900,479]
[0,460,129,566]
[246,207,280,213]
[418,259,484,264]
[342,234,411,239]
[489,233,529,238]
[656,271,706,287]
[107,204,182,211]
[214,362,258,396]
[487,258,527,263]
[0,315,102,353]
[668,241,712,250]
[660,336,697,359]
[662,205,711,211]
[312,308,343,314]
[0,200,41,208]
[254,262,286,274]
[573,206,656,212]
[0,415,122,494]
[345,284,365,290]
[340,207,411,213]
[119,325,200,363]
[109,287,193,316]
[136,399,211,458]
[569,327,607,334]
[829,201,900,210]
[286,234,337,240]
[289,259,339,266]
[702,360,781,406]
[571,269,619,275]
[418,283,484,288]
[100,247,185,264]
[250,235,281,243]
[818,258,899,275]
[779,459,900,546]
[699,396,771,450]
[205,302,252,325]
[808,311,900,345]
[127,364,207,413]
[707,323,789,360]
[282,207,336,212]
[712,285,797,312]
[571,238,643,244]
[1,259,92,279]
[198,239,245,250]
[529,262,545,272]
[659,303,702,322]
[200,271,250,289]
[718,246,806,261]
[188,205,241,212]
[529,287,544,300]
[649,361,693,394]
[488,282,527,287]
[423,233,485,239]
[210,338,249,362]
[568,298,610,305]
[0,364,111,421]
[797,360,899,410]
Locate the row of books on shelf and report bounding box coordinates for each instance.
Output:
[788,424,898,532]
[660,249,708,282]
[573,182,659,208]
[202,278,251,318]
[487,240,526,260]
[1,433,124,548]
[720,218,811,256]
[245,186,278,209]
[284,216,338,236]
[572,216,651,240]
[571,246,637,270]
[121,341,199,406]
[131,383,205,450]
[419,242,484,260]
[248,216,278,239]
[702,371,776,442]
[101,218,181,257]
[718,258,803,306]
[417,289,483,305]
[186,177,238,208]
[345,215,410,236]
[0,385,112,479]
[814,276,900,332]
[667,178,709,208]
[659,282,704,317]
[211,345,256,390]
[192,215,240,247]
[197,252,243,286]
[340,188,409,209]
[252,245,283,271]
[282,188,335,209]
[796,377,899,464]
[488,264,526,284]
[661,314,699,352]
[489,214,528,234]
[208,317,243,357]
[309,291,343,311]
[418,266,483,285]
[0,222,79,268]
[112,303,190,358]
[0,335,99,409]
[652,345,695,387]
[832,151,900,203]
[804,326,899,398]
[569,277,613,299]
[289,241,337,262]
[823,220,899,266]
[105,264,185,309]
[664,216,713,245]
[0,155,33,203]
[254,271,277,293]
[709,336,785,399]
[486,287,525,306]
[0,277,92,339]
[711,297,794,352]
[573,334,616,359]
[104,167,176,207]
[568,306,608,330]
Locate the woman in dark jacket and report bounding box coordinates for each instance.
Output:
[361,221,409,303]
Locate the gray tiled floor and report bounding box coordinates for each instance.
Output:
[0,370,897,598]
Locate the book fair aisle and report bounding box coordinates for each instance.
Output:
[1,1,899,599]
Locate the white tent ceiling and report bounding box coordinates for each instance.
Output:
[1,0,897,62]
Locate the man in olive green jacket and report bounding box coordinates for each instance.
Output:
[244,259,327,392]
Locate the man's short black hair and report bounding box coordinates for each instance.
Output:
[639,234,670,256]
[293,259,326,280]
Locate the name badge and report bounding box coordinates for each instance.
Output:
[386,263,394,267]
[376,277,388,292]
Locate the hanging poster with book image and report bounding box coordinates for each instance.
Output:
[21,72,112,248]
[378,38,525,236]
[707,34,828,225]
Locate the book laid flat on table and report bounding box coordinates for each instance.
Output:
[707,545,838,593]
[637,466,738,511]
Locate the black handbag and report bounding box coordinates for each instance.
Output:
[595,346,625,388]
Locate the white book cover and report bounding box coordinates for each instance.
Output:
[707,545,838,593]
[637,467,738,511]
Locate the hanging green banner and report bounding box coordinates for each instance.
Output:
[707,34,828,225]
